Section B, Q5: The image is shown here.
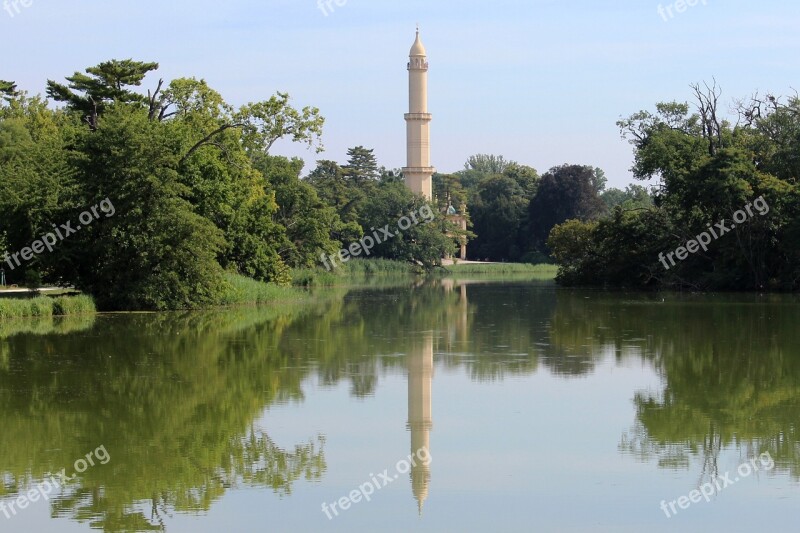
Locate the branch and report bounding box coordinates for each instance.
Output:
[179,123,243,166]
[147,78,164,121]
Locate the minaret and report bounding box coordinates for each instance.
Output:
[407,332,433,514]
[404,28,434,200]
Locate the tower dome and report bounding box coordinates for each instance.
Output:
[410,29,427,57]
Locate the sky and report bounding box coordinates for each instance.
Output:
[2,0,799,189]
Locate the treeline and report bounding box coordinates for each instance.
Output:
[0,60,457,310]
[432,154,651,262]
[549,83,800,291]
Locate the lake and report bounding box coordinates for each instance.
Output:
[1,279,798,532]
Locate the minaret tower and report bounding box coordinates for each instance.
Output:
[404,28,434,200]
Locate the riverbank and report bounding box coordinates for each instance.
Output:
[291,259,557,286]
[0,294,96,320]
[442,263,557,277]
[0,261,556,323]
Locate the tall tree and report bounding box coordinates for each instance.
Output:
[527,164,606,251]
[468,175,529,261]
[343,146,379,186]
[46,59,159,129]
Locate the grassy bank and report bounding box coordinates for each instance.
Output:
[292,259,558,286]
[0,294,96,320]
[292,259,418,287]
[218,274,310,306]
[444,263,558,277]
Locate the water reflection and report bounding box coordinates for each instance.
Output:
[407,332,433,514]
[0,282,798,530]
[0,305,330,530]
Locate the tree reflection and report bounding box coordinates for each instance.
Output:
[547,293,800,480]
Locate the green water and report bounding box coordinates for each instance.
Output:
[0,280,798,532]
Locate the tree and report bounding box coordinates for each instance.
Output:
[433,173,467,213]
[601,185,653,211]
[61,105,228,310]
[527,164,606,251]
[0,94,80,286]
[46,59,159,129]
[252,154,351,268]
[0,80,18,103]
[464,154,512,175]
[343,146,379,186]
[357,182,454,267]
[468,175,530,260]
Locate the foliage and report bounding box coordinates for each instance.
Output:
[528,164,606,251]
[356,182,455,268]
[46,59,159,129]
[2,59,339,310]
[456,155,540,261]
[468,174,530,260]
[553,86,800,290]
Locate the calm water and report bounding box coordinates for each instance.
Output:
[1,280,798,532]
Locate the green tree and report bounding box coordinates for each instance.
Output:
[527,164,606,251]
[46,59,159,129]
[357,183,454,267]
[64,105,228,310]
[253,154,351,268]
[343,146,379,186]
[469,175,529,260]
[0,80,18,103]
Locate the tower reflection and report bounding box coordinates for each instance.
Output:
[407,331,433,514]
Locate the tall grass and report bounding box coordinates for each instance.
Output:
[218,274,308,306]
[292,259,418,287]
[444,263,557,274]
[443,263,559,278]
[0,294,97,320]
[52,295,96,315]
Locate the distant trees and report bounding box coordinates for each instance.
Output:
[438,154,614,263]
[306,149,457,265]
[451,155,539,261]
[601,184,653,211]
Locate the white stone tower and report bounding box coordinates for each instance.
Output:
[404,28,434,200]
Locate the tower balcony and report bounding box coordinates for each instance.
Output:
[402,166,436,174]
[405,113,433,121]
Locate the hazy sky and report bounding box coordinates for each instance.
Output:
[3,0,799,188]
